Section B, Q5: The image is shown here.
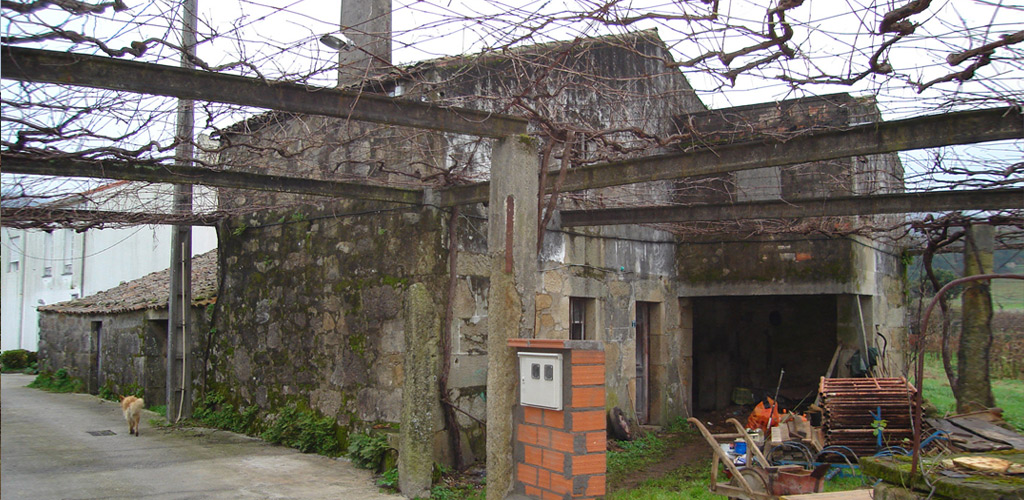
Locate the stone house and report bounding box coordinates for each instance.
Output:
[207,29,905,468]
[36,250,217,405]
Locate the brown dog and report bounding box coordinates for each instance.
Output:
[119,395,145,436]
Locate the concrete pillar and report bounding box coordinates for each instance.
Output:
[338,0,392,85]
[399,283,441,498]
[834,295,860,378]
[487,135,539,500]
[957,224,995,412]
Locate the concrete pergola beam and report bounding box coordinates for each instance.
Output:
[1,46,529,139]
[560,188,1024,226]
[439,106,1024,206]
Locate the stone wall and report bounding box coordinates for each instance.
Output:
[532,224,687,426]
[210,203,448,449]
[37,307,208,405]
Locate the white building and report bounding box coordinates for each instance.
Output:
[1,181,217,351]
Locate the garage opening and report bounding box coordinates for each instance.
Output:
[692,295,837,412]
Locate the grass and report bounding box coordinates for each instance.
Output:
[991,277,1024,311]
[607,460,722,500]
[607,432,670,485]
[921,354,1024,432]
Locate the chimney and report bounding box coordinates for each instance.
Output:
[338,0,392,86]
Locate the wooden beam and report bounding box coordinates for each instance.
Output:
[440,106,1023,206]
[0,206,223,229]
[561,188,1024,226]
[1,46,528,138]
[2,155,424,205]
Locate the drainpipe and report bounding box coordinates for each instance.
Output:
[17,232,27,349]
[79,231,87,298]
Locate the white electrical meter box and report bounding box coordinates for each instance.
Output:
[517,352,563,410]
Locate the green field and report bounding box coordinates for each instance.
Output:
[921,354,1024,432]
[992,276,1024,311]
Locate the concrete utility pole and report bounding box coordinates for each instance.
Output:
[167,0,198,423]
[957,224,996,413]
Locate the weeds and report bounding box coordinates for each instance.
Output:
[429,483,485,500]
[376,467,399,490]
[191,392,343,456]
[347,431,394,471]
[27,368,83,393]
[193,392,261,435]
[261,405,341,456]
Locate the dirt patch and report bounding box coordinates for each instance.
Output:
[611,434,710,491]
[608,408,753,492]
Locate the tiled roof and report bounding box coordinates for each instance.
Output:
[38,250,219,315]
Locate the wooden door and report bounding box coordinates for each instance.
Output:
[635,302,651,424]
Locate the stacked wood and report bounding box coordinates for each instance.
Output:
[819,377,917,457]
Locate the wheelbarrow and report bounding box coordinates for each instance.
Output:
[688,417,829,500]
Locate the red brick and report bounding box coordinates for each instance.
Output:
[550,473,573,495]
[571,364,605,386]
[524,445,543,467]
[542,491,563,500]
[585,431,606,453]
[541,449,565,473]
[518,424,539,445]
[586,476,606,496]
[525,406,545,425]
[548,429,574,453]
[572,410,606,432]
[571,387,605,408]
[572,454,606,475]
[572,350,605,365]
[543,409,565,429]
[537,468,551,490]
[517,463,538,486]
[524,485,543,498]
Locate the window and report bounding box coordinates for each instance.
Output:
[569,297,596,340]
[42,231,53,277]
[8,235,21,273]
[61,230,74,275]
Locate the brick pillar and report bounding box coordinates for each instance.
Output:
[508,339,606,499]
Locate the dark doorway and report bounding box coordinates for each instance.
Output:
[635,302,655,424]
[90,321,103,393]
[145,319,168,405]
[692,295,837,411]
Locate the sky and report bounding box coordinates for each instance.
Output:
[1,0,1021,199]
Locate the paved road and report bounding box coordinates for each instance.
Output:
[1,373,402,500]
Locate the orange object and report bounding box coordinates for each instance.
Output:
[746,397,783,432]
